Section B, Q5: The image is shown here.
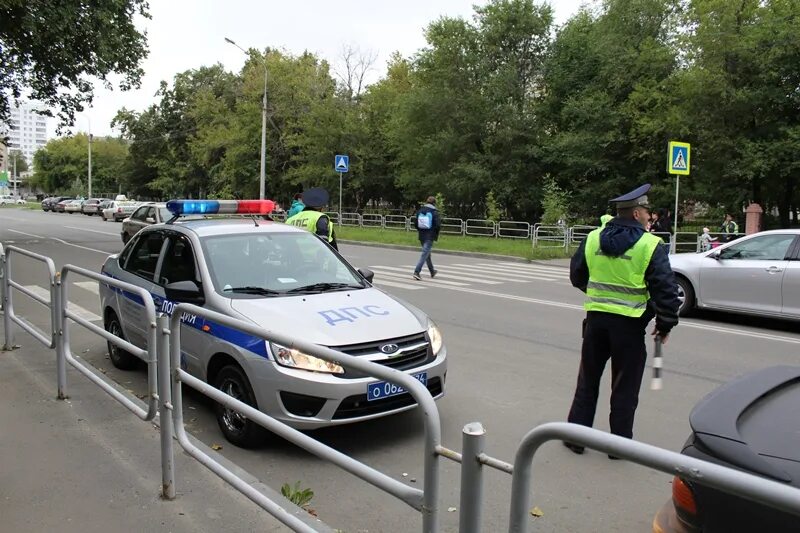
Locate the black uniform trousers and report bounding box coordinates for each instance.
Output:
[567,311,649,439]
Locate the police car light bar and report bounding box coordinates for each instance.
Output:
[166,199,275,216]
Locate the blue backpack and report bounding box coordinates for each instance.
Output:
[417,211,432,230]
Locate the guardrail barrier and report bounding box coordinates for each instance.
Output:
[384,214,408,230]
[340,212,361,227]
[361,213,383,228]
[497,221,530,239]
[57,264,159,420]
[166,302,442,532]
[465,219,495,237]
[2,245,58,349]
[532,224,568,248]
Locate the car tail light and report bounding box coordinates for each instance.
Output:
[672,476,699,520]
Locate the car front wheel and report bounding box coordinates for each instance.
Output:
[214,365,266,448]
[676,277,695,317]
[105,312,138,370]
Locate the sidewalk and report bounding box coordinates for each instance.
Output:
[0,341,327,533]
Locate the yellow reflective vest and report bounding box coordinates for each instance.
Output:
[584,229,661,317]
[285,210,334,243]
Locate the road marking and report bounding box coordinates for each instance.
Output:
[372,280,423,291]
[7,229,109,254]
[64,225,119,237]
[681,320,800,345]
[477,262,570,277]
[369,268,471,287]
[23,285,102,322]
[75,281,99,295]
[369,265,502,284]
[447,264,559,281]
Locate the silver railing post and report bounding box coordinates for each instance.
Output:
[3,250,14,350]
[459,422,486,533]
[157,313,176,500]
[54,272,68,399]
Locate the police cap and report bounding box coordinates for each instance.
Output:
[610,183,651,209]
[302,187,329,208]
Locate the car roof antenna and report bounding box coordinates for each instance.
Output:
[250,214,259,227]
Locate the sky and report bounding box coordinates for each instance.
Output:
[66,0,587,137]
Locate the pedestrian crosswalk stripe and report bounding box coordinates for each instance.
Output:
[448,264,559,281]
[75,281,99,295]
[481,261,570,277]
[372,279,423,291]
[369,268,471,287]
[369,265,502,285]
[23,285,102,322]
[412,264,535,283]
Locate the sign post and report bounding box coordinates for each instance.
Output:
[334,154,349,226]
[667,141,690,253]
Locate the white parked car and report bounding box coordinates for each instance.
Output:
[0,195,26,205]
[64,199,85,213]
[102,200,139,222]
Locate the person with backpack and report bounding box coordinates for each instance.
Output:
[412,196,441,281]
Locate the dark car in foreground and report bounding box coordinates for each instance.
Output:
[653,365,800,532]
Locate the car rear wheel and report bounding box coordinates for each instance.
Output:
[105,312,138,370]
[214,365,266,448]
[676,277,695,317]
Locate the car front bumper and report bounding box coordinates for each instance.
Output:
[247,349,448,430]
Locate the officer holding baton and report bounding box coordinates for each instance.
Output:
[565,184,680,457]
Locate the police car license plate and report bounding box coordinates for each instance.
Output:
[367,372,427,401]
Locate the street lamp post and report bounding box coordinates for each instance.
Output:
[225,37,268,200]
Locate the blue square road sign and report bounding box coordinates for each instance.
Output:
[335,154,349,173]
[667,141,690,175]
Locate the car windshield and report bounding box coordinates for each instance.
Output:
[200,231,366,296]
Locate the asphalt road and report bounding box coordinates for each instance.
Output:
[2,206,798,532]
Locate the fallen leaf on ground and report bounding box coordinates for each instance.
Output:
[448,507,457,513]
[530,506,544,518]
[211,444,223,451]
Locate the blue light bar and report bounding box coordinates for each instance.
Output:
[166,200,220,215]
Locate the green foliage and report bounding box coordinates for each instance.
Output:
[8,150,28,173]
[280,482,314,508]
[45,0,795,227]
[32,134,128,195]
[540,178,570,225]
[0,0,149,128]
[434,192,447,218]
[485,190,503,222]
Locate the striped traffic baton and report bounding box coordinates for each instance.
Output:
[651,335,663,390]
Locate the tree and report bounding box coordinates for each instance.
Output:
[32,134,127,194]
[8,150,28,173]
[0,0,149,128]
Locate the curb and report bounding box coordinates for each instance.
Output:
[338,240,570,269]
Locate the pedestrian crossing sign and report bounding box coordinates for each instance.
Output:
[668,141,690,175]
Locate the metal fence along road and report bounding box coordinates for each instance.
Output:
[2,245,798,532]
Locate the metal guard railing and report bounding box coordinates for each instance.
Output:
[168,302,442,532]
[2,245,58,349]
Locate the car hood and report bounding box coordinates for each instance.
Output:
[229,287,427,346]
[689,365,800,484]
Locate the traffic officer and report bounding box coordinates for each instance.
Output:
[285,187,338,250]
[600,214,613,228]
[565,184,680,457]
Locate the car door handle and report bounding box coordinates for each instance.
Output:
[765,266,784,273]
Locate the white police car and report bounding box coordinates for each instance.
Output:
[99,199,447,446]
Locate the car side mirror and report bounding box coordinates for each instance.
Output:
[165,280,204,306]
[358,268,375,283]
[145,217,156,224]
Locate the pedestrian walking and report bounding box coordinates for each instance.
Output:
[412,196,441,281]
[285,187,338,250]
[565,184,680,458]
[720,213,738,242]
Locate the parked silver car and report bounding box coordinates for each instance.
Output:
[120,203,172,243]
[669,229,800,320]
[102,200,139,222]
[100,213,447,446]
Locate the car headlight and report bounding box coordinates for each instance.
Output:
[427,320,443,356]
[269,342,344,374]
